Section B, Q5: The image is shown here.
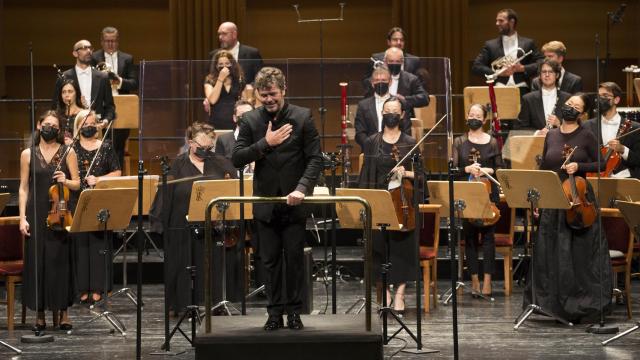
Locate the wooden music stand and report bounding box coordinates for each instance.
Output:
[0,193,9,215]
[96,175,158,217]
[495,169,572,330]
[112,95,139,129]
[186,179,253,222]
[427,181,495,303]
[68,188,137,336]
[505,135,545,170]
[587,177,640,208]
[463,86,521,120]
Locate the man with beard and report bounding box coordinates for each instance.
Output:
[472,8,543,96]
[52,40,115,126]
[232,67,322,331]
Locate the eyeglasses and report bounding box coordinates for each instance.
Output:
[74,45,93,51]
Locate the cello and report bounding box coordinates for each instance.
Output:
[467,148,501,226]
[561,145,596,230]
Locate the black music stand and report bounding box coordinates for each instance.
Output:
[0,198,22,355]
[496,169,573,330]
[602,201,640,346]
[428,181,496,304]
[68,188,138,336]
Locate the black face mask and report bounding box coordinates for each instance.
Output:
[382,113,401,129]
[80,126,98,138]
[40,125,59,142]
[387,63,402,76]
[373,82,389,96]
[561,104,581,122]
[194,146,213,159]
[598,96,613,113]
[467,118,483,130]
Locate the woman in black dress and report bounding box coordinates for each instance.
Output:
[525,93,612,323]
[150,123,239,313]
[453,103,503,297]
[18,110,81,331]
[358,97,418,315]
[204,50,245,130]
[71,110,121,303]
[55,79,85,145]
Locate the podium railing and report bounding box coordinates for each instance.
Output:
[204,195,373,332]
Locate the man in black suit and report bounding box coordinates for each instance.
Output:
[583,82,640,179]
[515,59,570,134]
[531,41,582,94]
[91,26,138,170]
[232,67,322,331]
[210,22,263,85]
[216,99,254,159]
[472,8,544,96]
[366,27,421,80]
[355,66,411,151]
[53,39,115,123]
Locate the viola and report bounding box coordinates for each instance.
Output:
[389,144,415,231]
[586,119,632,178]
[467,148,501,227]
[561,145,596,230]
[46,153,73,231]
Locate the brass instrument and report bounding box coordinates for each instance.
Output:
[486,48,533,82]
[95,61,120,93]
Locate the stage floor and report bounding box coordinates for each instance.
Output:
[0,279,638,359]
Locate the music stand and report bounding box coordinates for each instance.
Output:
[68,187,137,336]
[496,169,573,330]
[112,95,139,129]
[587,177,640,208]
[428,181,496,304]
[603,201,640,346]
[0,199,22,355]
[335,188,437,354]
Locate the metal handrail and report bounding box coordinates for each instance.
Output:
[204,195,373,333]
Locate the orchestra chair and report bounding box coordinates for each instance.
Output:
[0,216,27,331]
[418,204,441,313]
[412,95,437,129]
[602,208,634,319]
[459,197,515,296]
[358,153,364,173]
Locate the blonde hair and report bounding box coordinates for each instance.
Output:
[74,110,100,138]
[541,41,567,57]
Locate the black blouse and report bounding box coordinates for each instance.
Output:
[540,125,604,180]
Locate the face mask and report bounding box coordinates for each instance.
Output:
[387,63,402,76]
[194,146,213,159]
[40,125,59,141]
[373,82,389,96]
[382,113,401,129]
[467,118,483,130]
[80,126,98,138]
[598,96,613,113]
[561,104,581,122]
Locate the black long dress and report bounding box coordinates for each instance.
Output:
[205,78,243,130]
[150,152,240,312]
[524,126,612,322]
[23,145,75,311]
[72,141,121,298]
[358,132,418,284]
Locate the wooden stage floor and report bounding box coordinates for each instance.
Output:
[0,279,638,359]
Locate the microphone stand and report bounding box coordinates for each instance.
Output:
[604,3,627,80]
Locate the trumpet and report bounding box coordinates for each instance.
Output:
[485,48,533,82]
[95,61,120,93]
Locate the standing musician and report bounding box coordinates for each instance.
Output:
[515,59,571,135]
[358,96,418,315]
[19,110,81,332]
[150,123,239,315]
[55,78,85,145]
[531,41,583,94]
[204,50,245,130]
[583,82,640,179]
[453,104,504,297]
[71,110,121,304]
[232,67,323,331]
[526,93,611,323]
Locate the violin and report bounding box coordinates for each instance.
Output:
[467,148,501,227]
[46,153,73,231]
[586,119,632,178]
[389,144,415,231]
[561,145,596,230]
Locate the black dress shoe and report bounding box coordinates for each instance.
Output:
[263,315,284,331]
[60,323,73,331]
[32,323,46,332]
[287,313,304,330]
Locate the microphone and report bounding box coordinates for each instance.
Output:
[610,3,626,24]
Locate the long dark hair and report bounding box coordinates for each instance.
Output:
[206,50,244,87]
[57,79,84,110]
[33,110,64,145]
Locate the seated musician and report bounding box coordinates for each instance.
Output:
[150,123,239,315]
[358,96,418,315]
[525,93,612,323]
[453,104,504,297]
[583,82,640,179]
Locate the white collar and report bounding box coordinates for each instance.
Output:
[76,65,91,75]
[374,93,390,103]
[541,87,556,96]
[502,32,518,42]
[105,50,118,57]
[230,41,240,53]
[601,112,621,125]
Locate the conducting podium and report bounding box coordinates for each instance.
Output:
[68,187,137,336]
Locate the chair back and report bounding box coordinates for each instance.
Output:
[419,204,441,251]
[602,211,632,255]
[494,200,514,244]
[0,217,23,262]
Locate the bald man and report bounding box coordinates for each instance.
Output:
[209,22,263,84]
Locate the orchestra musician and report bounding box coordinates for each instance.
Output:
[150,123,238,315]
[71,110,121,304]
[204,50,245,130]
[453,104,504,297]
[358,96,418,315]
[525,93,612,323]
[19,110,81,332]
[54,78,85,145]
[531,41,583,94]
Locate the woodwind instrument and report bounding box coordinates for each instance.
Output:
[339,82,351,188]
